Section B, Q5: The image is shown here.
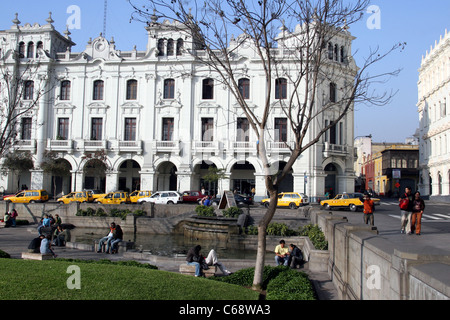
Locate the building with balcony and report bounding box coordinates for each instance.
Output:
[0,14,357,200]
[417,29,450,200]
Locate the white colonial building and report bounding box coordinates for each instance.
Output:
[417,29,450,200]
[0,13,357,201]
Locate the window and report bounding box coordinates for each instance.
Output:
[60,80,71,100]
[36,42,43,58]
[340,46,345,63]
[91,118,103,141]
[124,118,137,141]
[23,81,34,100]
[167,39,174,56]
[126,79,137,100]
[18,42,25,58]
[176,39,184,56]
[201,118,214,141]
[238,78,250,100]
[157,39,164,56]
[21,117,32,140]
[162,118,174,141]
[202,78,214,100]
[329,122,337,144]
[275,78,287,100]
[93,80,104,100]
[237,118,250,142]
[58,118,69,140]
[164,79,175,99]
[334,44,339,61]
[275,118,287,142]
[329,82,337,103]
[27,42,34,59]
[328,43,333,60]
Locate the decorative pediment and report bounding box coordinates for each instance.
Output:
[87,102,109,114]
[121,102,143,114]
[54,103,76,115]
[198,101,220,114]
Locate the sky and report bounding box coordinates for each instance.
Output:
[1,0,449,143]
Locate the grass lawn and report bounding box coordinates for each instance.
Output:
[0,259,260,300]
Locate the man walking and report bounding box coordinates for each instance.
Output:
[399,186,414,234]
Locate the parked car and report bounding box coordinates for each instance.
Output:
[182,191,207,203]
[261,192,309,209]
[320,192,380,212]
[129,190,152,203]
[94,191,131,204]
[57,191,94,204]
[4,189,49,204]
[84,189,106,200]
[138,191,183,205]
[208,194,253,207]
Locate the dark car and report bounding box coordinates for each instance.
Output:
[182,191,207,203]
[208,194,254,207]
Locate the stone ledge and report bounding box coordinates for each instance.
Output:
[21,252,53,260]
[179,264,217,277]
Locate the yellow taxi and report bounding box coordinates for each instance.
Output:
[94,191,131,204]
[4,190,49,204]
[57,191,94,204]
[129,190,152,204]
[320,192,380,212]
[261,192,309,209]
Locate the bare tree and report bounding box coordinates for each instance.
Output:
[129,0,402,290]
[0,46,54,160]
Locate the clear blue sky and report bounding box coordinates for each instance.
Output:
[1,0,449,143]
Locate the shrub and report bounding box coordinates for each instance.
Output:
[245,225,258,235]
[195,205,216,217]
[266,222,297,236]
[222,206,242,218]
[298,224,328,250]
[95,208,108,217]
[211,265,316,300]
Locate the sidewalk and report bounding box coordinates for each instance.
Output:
[0,224,339,300]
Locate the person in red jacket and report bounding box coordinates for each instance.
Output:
[411,191,426,235]
[361,193,375,226]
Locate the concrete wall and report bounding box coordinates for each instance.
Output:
[310,208,450,300]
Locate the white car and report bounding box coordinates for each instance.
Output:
[137,191,183,205]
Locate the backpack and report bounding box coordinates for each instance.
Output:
[399,194,409,210]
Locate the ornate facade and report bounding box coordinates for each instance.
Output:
[0,14,357,201]
[417,29,450,199]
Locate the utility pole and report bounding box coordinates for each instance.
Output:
[103,0,107,37]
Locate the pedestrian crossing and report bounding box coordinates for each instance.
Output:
[387,213,450,222]
[380,201,450,221]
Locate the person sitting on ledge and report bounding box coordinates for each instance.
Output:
[275,239,290,266]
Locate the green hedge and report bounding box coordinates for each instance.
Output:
[211,265,316,300]
[76,207,146,220]
[195,205,216,217]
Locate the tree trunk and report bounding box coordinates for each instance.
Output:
[252,191,278,290]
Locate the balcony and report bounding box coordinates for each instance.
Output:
[15,140,36,153]
[266,141,294,155]
[193,140,220,155]
[323,142,349,158]
[110,140,143,154]
[47,139,74,153]
[78,140,108,152]
[153,140,181,155]
[229,141,258,156]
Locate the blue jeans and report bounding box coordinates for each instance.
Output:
[110,239,122,252]
[187,261,202,276]
[275,255,289,266]
[98,236,112,252]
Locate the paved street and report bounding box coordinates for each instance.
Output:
[319,199,450,255]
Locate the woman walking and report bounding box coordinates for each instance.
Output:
[411,191,425,235]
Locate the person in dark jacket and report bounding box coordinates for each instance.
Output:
[110,225,123,254]
[399,186,414,234]
[411,191,426,235]
[289,244,304,269]
[186,245,204,277]
[28,234,45,253]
